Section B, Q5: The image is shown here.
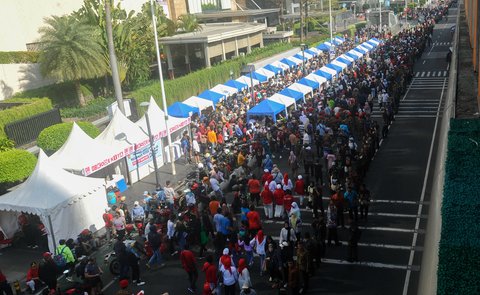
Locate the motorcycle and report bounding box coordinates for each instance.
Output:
[104,238,150,275]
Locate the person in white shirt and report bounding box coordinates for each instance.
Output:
[250,230,266,276]
[219,260,238,295]
[237,258,252,291]
[167,215,177,255]
[164,181,176,208]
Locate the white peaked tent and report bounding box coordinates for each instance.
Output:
[50,123,119,175]
[270,61,290,71]
[331,60,347,70]
[319,66,337,76]
[137,97,190,138]
[288,83,313,96]
[183,96,215,113]
[0,150,106,252]
[255,68,276,79]
[96,109,148,155]
[286,56,303,65]
[305,73,328,85]
[210,84,238,97]
[236,76,260,87]
[340,54,355,62]
[267,93,297,113]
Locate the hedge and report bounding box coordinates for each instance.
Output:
[60,97,115,119]
[132,42,295,109]
[0,51,40,64]
[37,122,100,155]
[0,149,37,193]
[0,97,53,138]
[0,137,15,152]
[438,119,480,295]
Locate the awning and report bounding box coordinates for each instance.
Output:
[224,79,248,91]
[371,37,381,44]
[361,42,374,50]
[325,63,343,74]
[197,89,224,104]
[167,101,199,118]
[308,47,322,55]
[339,54,355,62]
[270,60,291,71]
[366,40,378,47]
[358,44,372,52]
[304,49,317,56]
[294,53,311,61]
[286,56,303,65]
[348,49,364,58]
[298,77,319,90]
[183,96,215,111]
[345,52,360,60]
[354,46,367,54]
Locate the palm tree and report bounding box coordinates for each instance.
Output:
[38,15,108,106]
[177,14,202,33]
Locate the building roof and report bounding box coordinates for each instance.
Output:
[194,8,279,20]
[159,22,267,44]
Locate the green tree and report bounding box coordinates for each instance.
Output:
[38,15,108,106]
[177,14,202,33]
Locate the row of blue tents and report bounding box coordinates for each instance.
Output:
[165,37,382,121]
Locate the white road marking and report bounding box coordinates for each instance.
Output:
[422,60,426,64]
[426,72,431,77]
[421,72,425,77]
[321,258,419,271]
[321,197,420,204]
[359,226,418,233]
[415,72,420,77]
[402,78,415,101]
[402,77,447,295]
[444,70,447,76]
[271,236,413,250]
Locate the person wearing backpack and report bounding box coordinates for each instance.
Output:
[55,239,75,281]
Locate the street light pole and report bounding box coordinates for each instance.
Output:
[300,43,306,76]
[329,0,335,61]
[141,103,160,188]
[150,0,176,175]
[379,0,383,33]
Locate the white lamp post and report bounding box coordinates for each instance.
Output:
[139,102,160,187]
[150,0,176,175]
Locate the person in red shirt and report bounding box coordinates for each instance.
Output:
[261,169,271,184]
[247,177,261,206]
[294,175,306,206]
[261,184,274,219]
[102,208,114,243]
[284,190,294,214]
[25,262,40,293]
[273,184,285,218]
[202,255,218,293]
[246,205,261,235]
[180,248,198,293]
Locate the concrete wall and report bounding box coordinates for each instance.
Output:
[0,0,147,51]
[0,63,56,100]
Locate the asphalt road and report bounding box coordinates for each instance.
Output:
[98,13,456,295]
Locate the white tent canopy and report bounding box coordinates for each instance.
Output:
[255,68,276,79]
[319,66,337,76]
[330,60,347,70]
[137,97,190,138]
[369,38,380,45]
[305,73,328,85]
[339,54,355,62]
[288,83,313,96]
[348,49,363,58]
[50,123,119,175]
[0,150,106,251]
[96,109,148,155]
[267,93,296,109]
[183,96,215,112]
[286,56,303,65]
[236,76,260,87]
[270,61,290,71]
[309,47,323,55]
[210,84,238,97]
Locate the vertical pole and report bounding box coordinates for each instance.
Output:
[145,111,160,187]
[405,0,408,24]
[250,70,254,109]
[329,0,334,61]
[47,215,56,252]
[150,0,176,175]
[379,0,383,34]
[105,0,125,114]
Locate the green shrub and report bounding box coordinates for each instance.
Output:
[0,97,53,138]
[37,122,100,154]
[0,149,37,193]
[355,21,367,31]
[0,51,40,64]
[0,137,15,152]
[60,97,115,119]
[438,118,480,295]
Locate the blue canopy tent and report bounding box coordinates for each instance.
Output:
[354,47,367,54]
[246,100,285,123]
[280,58,297,68]
[245,72,268,83]
[336,57,352,66]
[298,77,319,90]
[366,40,378,48]
[345,52,359,61]
[372,37,381,43]
[325,63,343,74]
[198,90,224,104]
[335,36,346,43]
[314,69,333,80]
[360,43,373,51]
[329,38,341,46]
[316,43,330,51]
[224,79,248,91]
[167,102,199,118]
[294,54,308,61]
[263,64,284,75]
[279,88,304,102]
[304,49,317,56]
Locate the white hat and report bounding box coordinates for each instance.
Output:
[276,184,282,189]
[143,191,149,195]
[298,175,303,180]
[264,169,269,173]
[134,201,139,206]
[223,248,229,255]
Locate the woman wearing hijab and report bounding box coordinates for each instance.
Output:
[288,151,299,178]
[290,202,301,220]
[219,248,235,269]
[237,258,252,291]
[282,173,293,191]
[250,230,267,276]
[262,154,273,172]
[219,259,239,295]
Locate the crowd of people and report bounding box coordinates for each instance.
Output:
[0,3,452,295]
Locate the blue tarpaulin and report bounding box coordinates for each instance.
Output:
[224,79,248,91]
[336,57,352,66]
[279,88,304,102]
[197,90,224,104]
[247,100,285,123]
[317,43,330,51]
[298,77,319,89]
[314,69,333,80]
[263,64,283,75]
[294,53,308,61]
[167,102,199,118]
[245,72,268,82]
[366,40,378,47]
[280,58,297,68]
[354,47,367,54]
[304,49,317,56]
[325,63,343,73]
[345,52,359,60]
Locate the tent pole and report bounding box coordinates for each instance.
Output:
[47,215,56,251]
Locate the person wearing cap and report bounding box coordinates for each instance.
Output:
[294,175,306,206]
[102,207,114,244]
[39,252,58,291]
[273,184,285,218]
[116,279,130,295]
[260,183,274,219]
[131,201,145,223]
